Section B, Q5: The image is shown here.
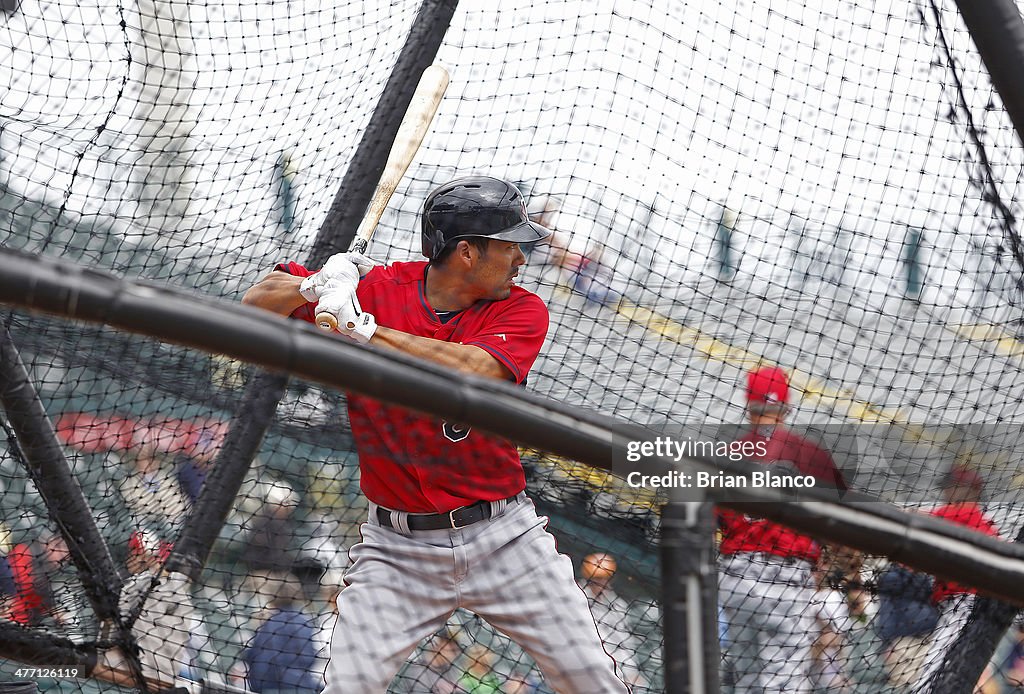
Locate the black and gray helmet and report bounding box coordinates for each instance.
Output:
[421,176,552,259]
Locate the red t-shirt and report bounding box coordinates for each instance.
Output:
[929,502,999,604]
[718,426,848,562]
[277,260,549,512]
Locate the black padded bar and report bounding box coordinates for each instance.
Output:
[0,323,123,619]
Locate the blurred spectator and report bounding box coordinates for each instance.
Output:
[393,629,463,694]
[244,482,301,580]
[228,661,249,690]
[541,229,618,305]
[38,532,87,636]
[3,531,85,633]
[6,535,51,627]
[119,443,191,536]
[578,553,649,690]
[875,563,938,687]
[809,561,851,693]
[457,644,503,694]
[312,583,341,687]
[572,243,617,306]
[97,530,202,685]
[175,438,219,504]
[294,513,349,603]
[916,465,1000,690]
[6,543,41,627]
[841,583,890,693]
[1001,625,1024,690]
[525,192,562,255]
[299,512,351,577]
[524,194,567,267]
[241,575,321,694]
[543,231,585,287]
[240,482,305,613]
[808,550,890,694]
[503,678,539,694]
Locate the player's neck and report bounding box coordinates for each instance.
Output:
[749,413,785,429]
[424,264,481,312]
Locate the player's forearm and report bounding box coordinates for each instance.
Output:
[242,271,309,316]
[370,326,509,380]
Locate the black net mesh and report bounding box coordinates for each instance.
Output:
[3,0,1024,692]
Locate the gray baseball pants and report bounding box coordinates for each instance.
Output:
[322,495,630,693]
[719,552,817,693]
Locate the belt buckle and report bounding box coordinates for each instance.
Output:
[449,502,481,529]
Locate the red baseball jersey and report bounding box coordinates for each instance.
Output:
[277,260,549,512]
[718,426,848,562]
[928,502,999,604]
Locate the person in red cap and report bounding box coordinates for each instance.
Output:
[718,366,848,693]
[916,464,999,689]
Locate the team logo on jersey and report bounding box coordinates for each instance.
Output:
[442,421,472,442]
[494,333,507,341]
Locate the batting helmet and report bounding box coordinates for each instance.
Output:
[421,176,552,259]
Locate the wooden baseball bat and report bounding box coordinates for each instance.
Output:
[316,64,450,331]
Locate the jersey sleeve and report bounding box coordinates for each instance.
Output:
[274,261,317,323]
[462,292,549,384]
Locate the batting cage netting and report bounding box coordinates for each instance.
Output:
[3,0,1024,692]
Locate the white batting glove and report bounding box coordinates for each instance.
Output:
[316,287,378,344]
[299,252,377,303]
[342,311,378,344]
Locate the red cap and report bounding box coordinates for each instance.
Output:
[942,465,984,492]
[746,366,790,410]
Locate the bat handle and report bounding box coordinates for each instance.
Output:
[316,312,338,332]
[350,237,368,255]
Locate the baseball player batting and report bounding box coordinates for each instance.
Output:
[717,366,848,693]
[242,176,630,693]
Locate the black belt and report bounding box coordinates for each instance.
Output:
[749,551,810,567]
[726,551,810,567]
[376,494,520,531]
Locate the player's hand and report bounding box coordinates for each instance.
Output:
[299,252,377,303]
[316,287,377,344]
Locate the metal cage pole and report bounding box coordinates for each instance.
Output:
[662,491,720,693]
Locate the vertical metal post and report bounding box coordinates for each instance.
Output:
[928,596,1013,694]
[662,490,720,693]
[928,506,1024,694]
[0,322,123,621]
[952,0,1024,146]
